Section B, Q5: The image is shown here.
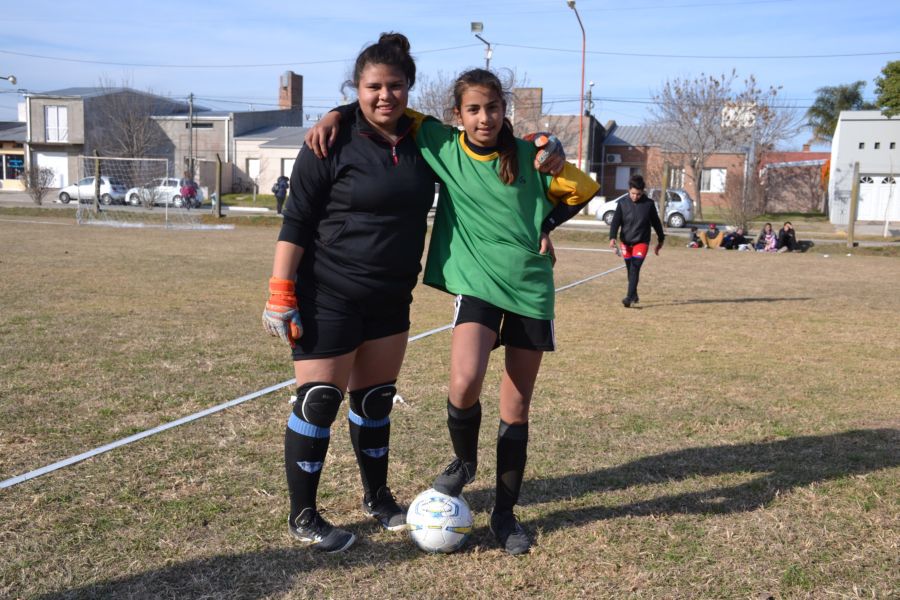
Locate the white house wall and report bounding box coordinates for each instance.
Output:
[829,110,900,224]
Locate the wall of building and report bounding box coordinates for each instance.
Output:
[27,98,85,145]
[829,110,900,224]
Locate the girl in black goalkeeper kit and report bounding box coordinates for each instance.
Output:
[262,34,436,553]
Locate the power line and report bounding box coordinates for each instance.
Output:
[0,44,479,69]
[498,43,900,60]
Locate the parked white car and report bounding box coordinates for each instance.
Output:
[58,176,128,205]
[125,178,204,208]
[596,188,694,228]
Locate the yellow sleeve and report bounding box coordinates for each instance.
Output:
[548,162,600,206]
[403,108,428,136]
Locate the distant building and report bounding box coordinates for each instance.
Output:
[829,110,900,224]
[0,121,26,191]
[20,71,304,192]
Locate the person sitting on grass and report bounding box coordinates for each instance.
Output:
[756,222,777,252]
[776,221,801,253]
[723,226,751,250]
[697,223,723,248]
[687,226,703,248]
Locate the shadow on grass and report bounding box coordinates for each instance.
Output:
[506,428,900,534]
[40,429,896,599]
[644,296,813,308]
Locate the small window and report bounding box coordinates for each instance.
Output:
[858,142,865,149]
[874,142,881,149]
[891,143,896,150]
[882,177,896,184]
[860,176,874,184]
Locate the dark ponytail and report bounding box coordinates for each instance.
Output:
[351,32,416,89]
[452,68,518,185]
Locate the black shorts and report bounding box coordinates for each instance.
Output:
[452,295,555,352]
[291,284,411,360]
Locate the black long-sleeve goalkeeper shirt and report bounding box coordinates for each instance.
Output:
[609,194,666,245]
[278,108,437,303]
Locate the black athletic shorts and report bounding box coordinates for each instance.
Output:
[452,295,555,352]
[291,283,411,360]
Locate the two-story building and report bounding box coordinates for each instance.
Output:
[22,71,304,192]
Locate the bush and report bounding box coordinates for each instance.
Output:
[20,166,56,206]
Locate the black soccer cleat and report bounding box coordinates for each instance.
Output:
[289,507,356,553]
[432,457,477,497]
[622,296,633,308]
[363,486,407,531]
[490,508,531,555]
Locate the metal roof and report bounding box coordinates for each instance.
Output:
[0,121,26,143]
[605,123,747,153]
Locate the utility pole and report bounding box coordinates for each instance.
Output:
[188,93,194,176]
[847,161,860,248]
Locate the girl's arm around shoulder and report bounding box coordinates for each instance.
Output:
[403,108,457,148]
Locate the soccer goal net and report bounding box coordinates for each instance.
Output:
[73,156,229,230]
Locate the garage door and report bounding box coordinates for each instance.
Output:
[858,175,899,221]
[34,151,69,187]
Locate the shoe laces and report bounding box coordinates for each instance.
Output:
[443,457,464,474]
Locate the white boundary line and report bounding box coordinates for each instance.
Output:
[1,263,623,490]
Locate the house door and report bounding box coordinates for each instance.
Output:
[35,151,69,187]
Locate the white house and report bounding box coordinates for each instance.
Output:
[829,110,900,224]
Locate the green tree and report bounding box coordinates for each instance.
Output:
[874,60,900,118]
[806,81,874,142]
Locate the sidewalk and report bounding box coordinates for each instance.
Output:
[559,216,900,247]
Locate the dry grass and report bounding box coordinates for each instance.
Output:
[0,217,897,600]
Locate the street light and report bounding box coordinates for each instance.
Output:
[0,75,16,85]
[567,1,586,171]
[470,22,493,70]
[586,81,595,174]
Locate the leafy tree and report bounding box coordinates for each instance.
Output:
[874,60,900,118]
[806,81,875,142]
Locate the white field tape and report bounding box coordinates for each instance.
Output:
[1,261,622,489]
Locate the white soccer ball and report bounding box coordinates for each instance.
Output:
[406,488,473,553]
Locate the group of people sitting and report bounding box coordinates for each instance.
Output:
[689,221,801,253]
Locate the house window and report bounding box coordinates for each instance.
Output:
[891,143,896,150]
[246,158,260,180]
[282,157,295,177]
[882,177,896,184]
[2,154,25,180]
[614,166,642,190]
[874,142,881,149]
[45,105,68,142]
[667,167,685,189]
[700,168,727,193]
[185,122,214,129]
[860,176,874,184]
[858,142,865,150]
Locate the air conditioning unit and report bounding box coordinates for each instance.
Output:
[606,153,622,164]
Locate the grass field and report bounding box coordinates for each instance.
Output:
[0,215,898,599]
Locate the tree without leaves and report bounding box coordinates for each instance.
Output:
[806,81,875,142]
[648,70,801,221]
[874,60,900,118]
[20,166,56,205]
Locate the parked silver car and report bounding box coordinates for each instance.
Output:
[58,176,128,205]
[125,177,204,208]
[597,187,694,228]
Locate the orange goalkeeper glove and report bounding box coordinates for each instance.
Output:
[262,277,303,347]
[523,132,565,174]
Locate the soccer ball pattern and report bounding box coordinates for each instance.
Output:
[406,488,473,553]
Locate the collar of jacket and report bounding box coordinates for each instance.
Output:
[353,107,415,143]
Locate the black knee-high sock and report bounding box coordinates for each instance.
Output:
[495,420,529,512]
[284,412,331,523]
[348,406,391,500]
[447,400,481,464]
[627,257,644,299]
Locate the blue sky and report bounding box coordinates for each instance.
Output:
[2,0,898,148]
